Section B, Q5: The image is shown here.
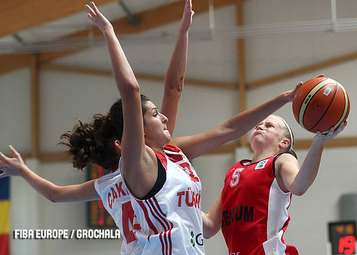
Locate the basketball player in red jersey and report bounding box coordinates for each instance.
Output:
[203,115,346,255]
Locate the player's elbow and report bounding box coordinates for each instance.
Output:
[286,181,310,196]
[203,222,220,239]
[291,187,307,196]
[47,194,59,203]
[219,122,242,141]
[203,230,216,239]
[121,81,140,95]
[47,188,62,203]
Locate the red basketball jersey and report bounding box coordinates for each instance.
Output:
[221,155,298,255]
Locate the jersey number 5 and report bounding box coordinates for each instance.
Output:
[230,168,244,188]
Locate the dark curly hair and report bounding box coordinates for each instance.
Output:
[60,95,150,170]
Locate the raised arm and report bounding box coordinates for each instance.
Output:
[0,145,99,202]
[172,84,301,160]
[275,122,347,196]
[86,2,157,199]
[161,0,194,135]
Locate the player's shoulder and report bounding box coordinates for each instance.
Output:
[275,152,297,161]
[274,152,298,169]
[95,168,123,185]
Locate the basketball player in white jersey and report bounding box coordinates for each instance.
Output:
[0,1,195,254]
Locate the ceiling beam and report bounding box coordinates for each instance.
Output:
[0,53,32,74]
[33,136,357,162]
[236,0,248,147]
[205,136,357,154]
[37,0,236,60]
[41,64,236,90]
[247,50,357,89]
[30,54,40,158]
[0,0,235,75]
[0,0,117,38]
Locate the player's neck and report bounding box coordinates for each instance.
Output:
[251,149,276,163]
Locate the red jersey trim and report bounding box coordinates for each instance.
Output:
[137,200,159,234]
[154,150,168,169]
[138,197,174,255]
[164,145,181,152]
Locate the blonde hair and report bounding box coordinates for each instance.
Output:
[279,117,297,158]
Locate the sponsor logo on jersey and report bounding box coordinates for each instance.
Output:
[255,159,269,170]
[189,230,203,247]
[222,205,254,227]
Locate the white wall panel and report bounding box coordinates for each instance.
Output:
[40,70,118,152]
[0,68,31,153]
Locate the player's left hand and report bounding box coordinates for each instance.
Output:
[86,2,113,33]
[0,145,24,178]
[315,120,347,144]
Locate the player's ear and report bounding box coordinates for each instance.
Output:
[114,140,121,151]
[279,138,290,151]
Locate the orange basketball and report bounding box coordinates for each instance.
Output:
[292,76,350,134]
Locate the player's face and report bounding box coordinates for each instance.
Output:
[249,115,286,151]
[143,101,171,149]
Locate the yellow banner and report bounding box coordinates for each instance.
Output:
[0,201,9,235]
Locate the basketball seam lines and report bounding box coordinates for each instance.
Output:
[333,84,349,130]
[297,78,349,133]
[308,85,337,132]
[298,78,327,128]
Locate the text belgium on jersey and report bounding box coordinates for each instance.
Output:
[222,205,254,227]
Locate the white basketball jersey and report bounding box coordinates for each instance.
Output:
[94,168,141,255]
[122,145,204,255]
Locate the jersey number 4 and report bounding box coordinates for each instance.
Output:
[122,201,141,243]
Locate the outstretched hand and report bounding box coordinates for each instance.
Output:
[0,145,24,178]
[283,80,303,103]
[180,0,194,32]
[287,74,325,103]
[315,120,347,144]
[86,2,113,33]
